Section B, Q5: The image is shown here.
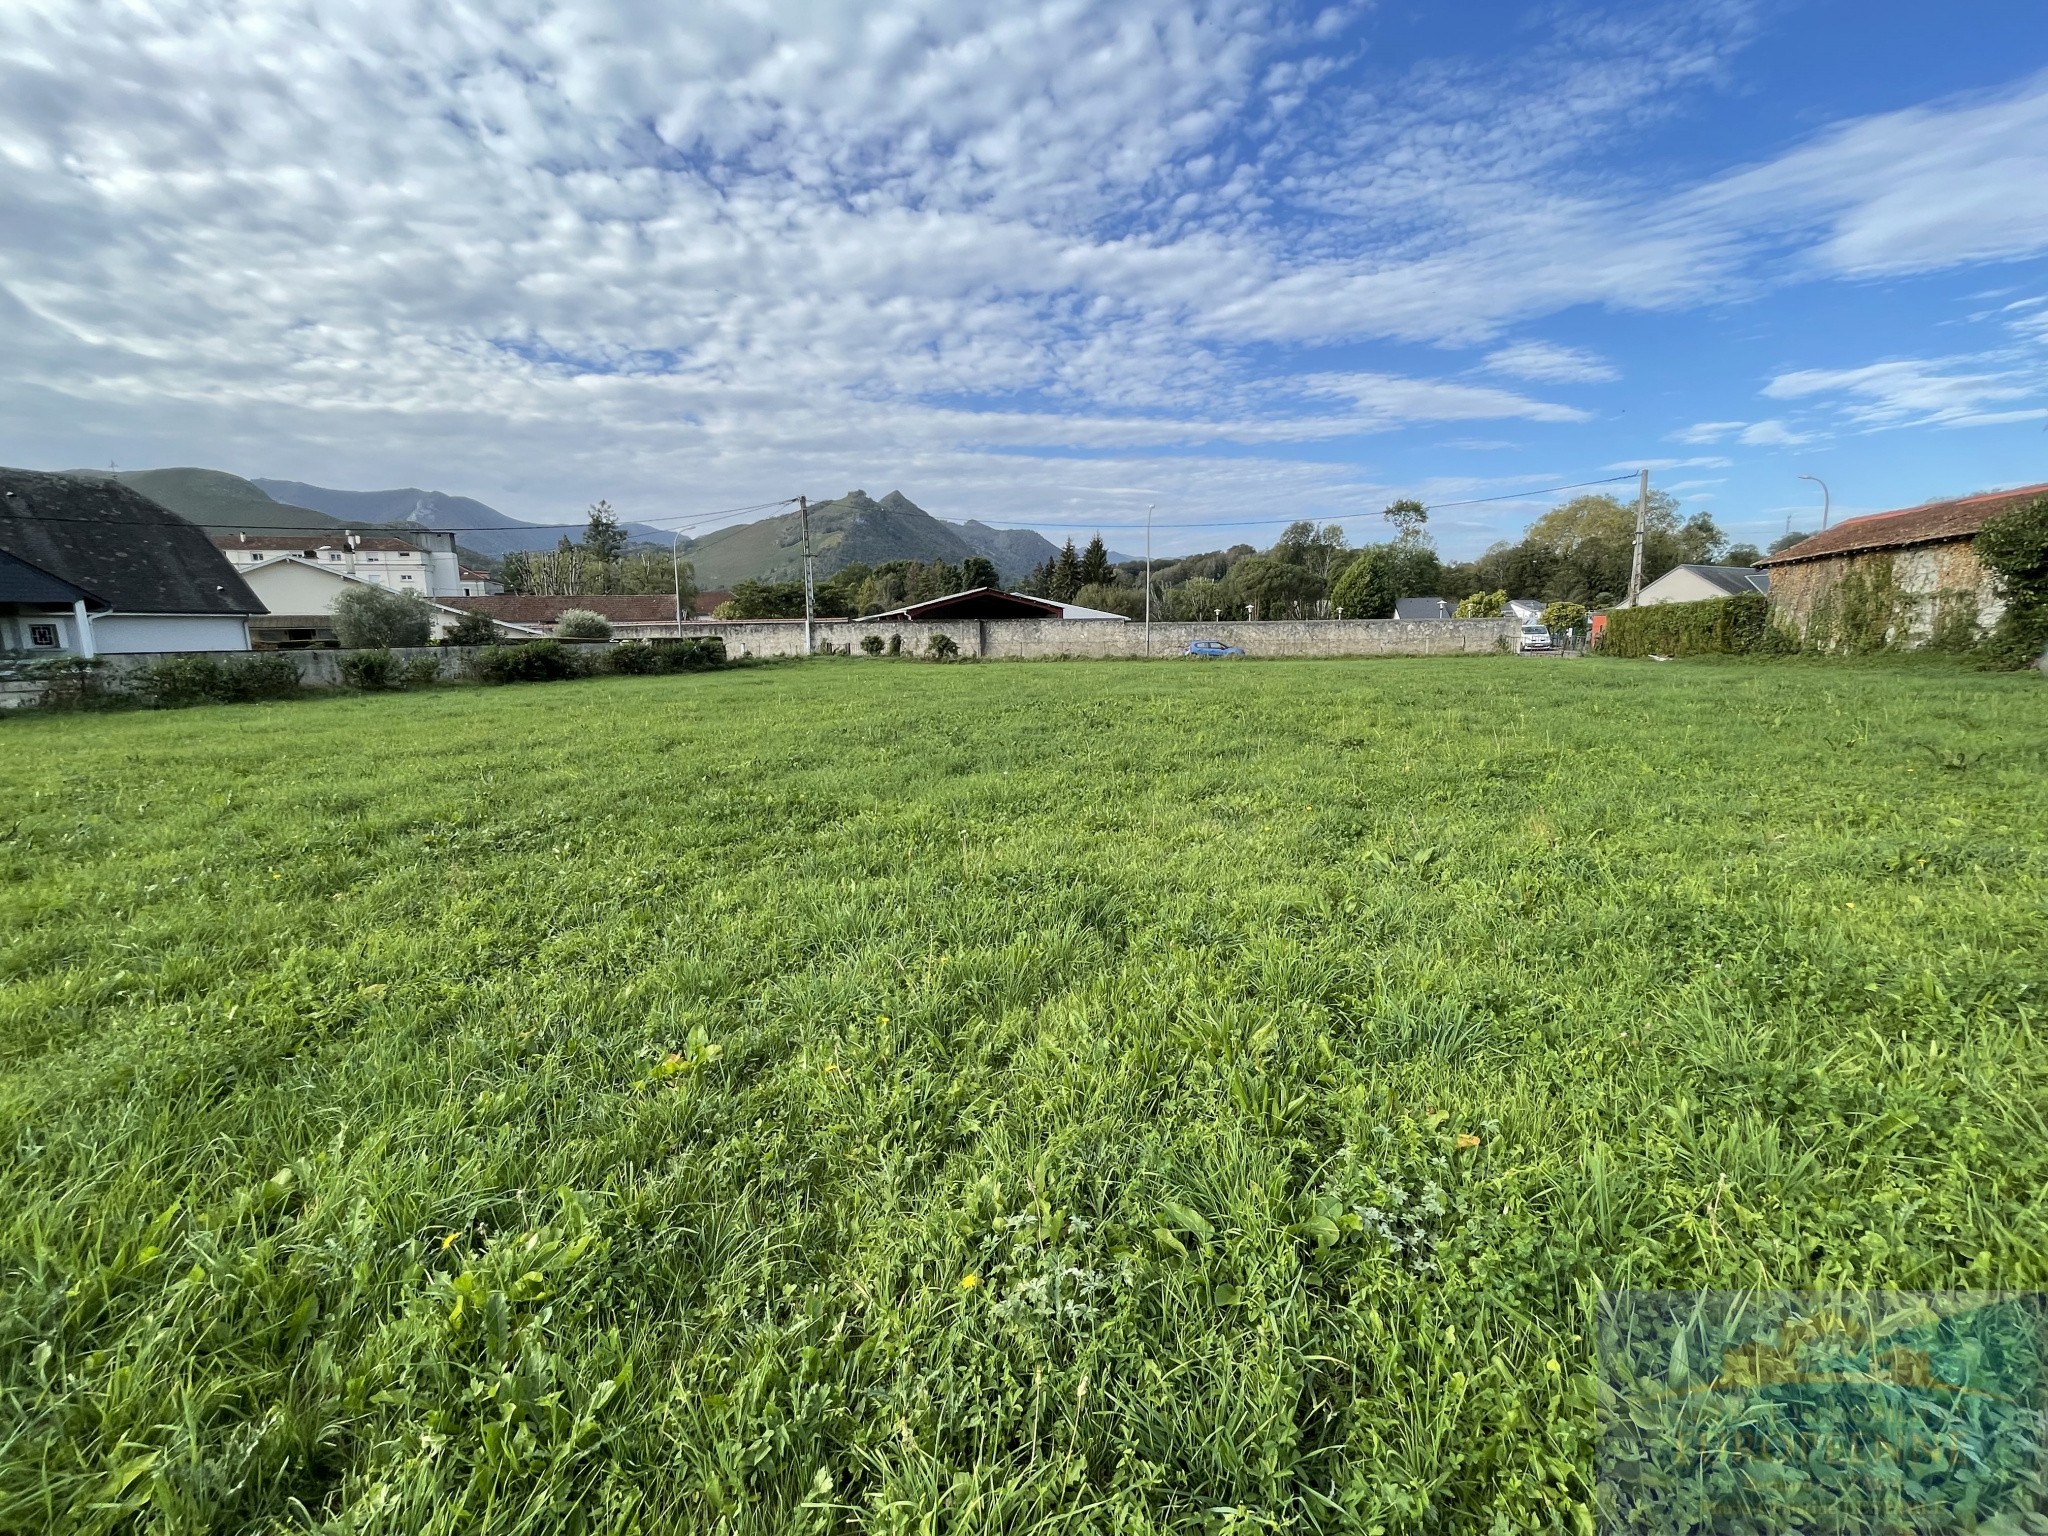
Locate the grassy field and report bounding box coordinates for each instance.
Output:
[3,656,2046,1533]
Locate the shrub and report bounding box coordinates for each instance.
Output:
[339,649,397,690]
[608,641,660,674]
[333,585,433,649]
[557,609,613,641]
[887,633,903,656]
[1541,601,1588,634]
[133,654,225,707]
[1976,495,2048,670]
[402,655,442,689]
[443,609,500,647]
[927,632,960,659]
[132,652,304,708]
[15,656,119,710]
[649,637,727,672]
[860,634,885,655]
[1456,590,1507,618]
[468,640,576,684]
[1600,593,1771,658]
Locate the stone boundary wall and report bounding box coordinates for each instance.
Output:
[685,617,1515,659]
[3,620,1516,706]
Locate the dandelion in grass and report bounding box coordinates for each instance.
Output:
[960,1273,980,1290]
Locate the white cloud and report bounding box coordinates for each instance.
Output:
[0,0,2039,536]
[1688,68,2048,277]
[1764,356,2044,429]
[1610,455,1733,470]
[1483,341,1619,384]
[1672,422,1748,444]
[1737,420,1810,446]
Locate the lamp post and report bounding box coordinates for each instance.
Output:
[1797,474,1831,532]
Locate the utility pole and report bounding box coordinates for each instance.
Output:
[672,529,687,632]
[1144,503,1155,657]
[799,494,815,656]
[1626,468,1648,606]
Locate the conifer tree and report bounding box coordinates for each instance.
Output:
[1078,534,1113,588]
[1052,539,1083,602]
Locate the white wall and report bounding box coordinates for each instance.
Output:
[1631,569,1751,607]
[2,610,82,652]
[242,559,354,615]
[90,614,251,653]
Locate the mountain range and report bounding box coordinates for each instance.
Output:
[678,489,1068,587]
[253,479,670,558]
[60,467,1102,587]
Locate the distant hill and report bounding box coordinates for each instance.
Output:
[65,468,342,534]
[682,490,1065,587]
[253,479,669,559]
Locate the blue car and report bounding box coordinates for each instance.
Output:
[1185,639,1246,659]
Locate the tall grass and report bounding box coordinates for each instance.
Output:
[2,657,2045,1532]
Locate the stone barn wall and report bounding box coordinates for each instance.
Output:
[1768,541,2002,651]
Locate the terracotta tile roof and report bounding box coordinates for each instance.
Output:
[436,594,685,623]
[213,532,420,553]
[1759,482,2048,567]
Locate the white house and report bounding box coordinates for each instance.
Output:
[1623,564,1769,608]
[2,468,260,654]
[234,558,536,647]
[213,530,474,598]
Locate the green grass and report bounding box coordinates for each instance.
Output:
[3,657,2045,1533]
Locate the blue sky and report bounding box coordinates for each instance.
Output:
[1,0,2045,557]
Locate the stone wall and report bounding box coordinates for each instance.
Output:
[4,621,1517,707]
[1767,543,2003,649]
[692,617,1515,659]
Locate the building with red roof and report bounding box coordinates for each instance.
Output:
[1757,482,2046,649]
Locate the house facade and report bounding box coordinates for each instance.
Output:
[214,531,470,597]
[1,468,262,655]
[1758,483,2045,649]
[1625,564,1769,608]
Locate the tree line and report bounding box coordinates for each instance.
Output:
[497,503,700,610]
[486,491,1779,621]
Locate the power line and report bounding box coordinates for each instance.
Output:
[956,473,1641,534]
[0,497,801,537]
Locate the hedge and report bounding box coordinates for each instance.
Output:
[1598,592,1773,657]
[468,635,728,685]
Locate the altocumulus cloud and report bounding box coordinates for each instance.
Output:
[1,1,2046,530]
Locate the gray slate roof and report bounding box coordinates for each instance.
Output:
[0,547,96,606]
[0,467,263,615]
[1672,564,1769,595]
[1394,597,1455,620]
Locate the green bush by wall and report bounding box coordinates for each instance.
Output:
[1599,592,1772,657]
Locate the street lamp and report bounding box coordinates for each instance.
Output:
[1797,474,1831,533]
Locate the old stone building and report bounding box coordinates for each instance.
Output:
[1758,482,2046,650]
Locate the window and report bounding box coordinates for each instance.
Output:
[399,573,414,581]
[326,552,342,561]
[365,554,380,562]
[28,623,60,648]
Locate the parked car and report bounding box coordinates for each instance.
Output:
[1185,639,1246,659]
[1518,623,1554,653]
